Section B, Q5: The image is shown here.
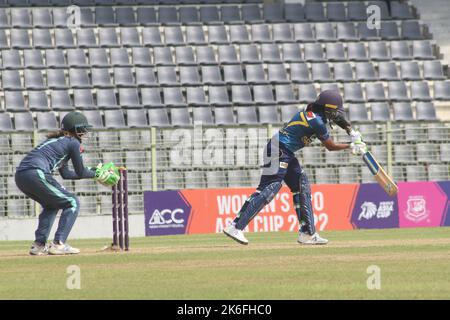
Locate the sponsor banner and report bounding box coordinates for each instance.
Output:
[144,191,192,236]
[397,182,447,228]
[144,185,357,236]
[350,183,399,229]
[437,181,450,226]
[143,181,450,236]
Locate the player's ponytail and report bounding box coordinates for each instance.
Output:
[46,130,71,139]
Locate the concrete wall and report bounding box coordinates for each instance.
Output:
[0,214,145,241]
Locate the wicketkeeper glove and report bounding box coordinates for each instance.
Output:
[350,141,368,156]
[94,162,120,187]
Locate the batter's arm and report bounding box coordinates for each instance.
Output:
[322,137,350,151]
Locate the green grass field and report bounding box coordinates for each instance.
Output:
[1,227,450,300]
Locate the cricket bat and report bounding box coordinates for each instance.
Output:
[362,151,398,197]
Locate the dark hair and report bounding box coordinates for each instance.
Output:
[46,130,74,139]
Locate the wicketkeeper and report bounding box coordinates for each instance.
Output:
[224,90,367,245]
[15,111,120,255]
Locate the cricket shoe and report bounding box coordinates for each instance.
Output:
[223,223,249,245]
[48,241,80,255]
[29,241,48,256]
[297,232,328,245]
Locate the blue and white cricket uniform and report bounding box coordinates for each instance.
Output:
[234,110,330,235]
[15,136,95,244]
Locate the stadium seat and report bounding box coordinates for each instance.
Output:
[347,2,366,21]
[394,144,416,164]
[23,50,44,69]
[229,25,250,44]
[28,91,50,111]
[273,23,294,43]
[378,62,399,81]
[391,1,415,20]
[88,48,109,68]
[148,108,170,127]
[153,47,175,66]
[380,21,400,40]
[137,7,158,26]
[336,22,358,41]
[96,88,119,110]
[223,6,243,25]
[371,102,390,121]
[200,6,221,25]
[218,45,240,64]
[186,26,207,45]
[240,44,261,64]
[253,85,275,106]
[297,83,317,103]
[67,49,89,68]
[423,60,446,80]
[242,4,263,24]
[215,107,235,125]
[236,106,258,124]
[326,43,346,62]
[120,28,141,47]
[344,83,365,103]
[208,86,231,107]
[127,109,149,128]
[171,108,191,126]
[305,2,326,22]
[327,3,346,22]
[165,26,185,46]
[369,42,389,61]
[294,23,315,42]
[358,22,380,41]
[201,65,225,86]
[193,107,214,125]
[179,6,200,25]
[2,70,23,91]
[2,50,22,69]
[365,83,386,102]
[347,42,368,61]
[223,65,246,85]
[262,3,284,23]
[186,87,208,107]
[290,62,312,83]
[393,102,413,121]
[416,102,437,120]
[275,84,298,105]
[231,85,253,106]
[77,28,98,48]
[315,168,338,184]
[304,43,325,62]
[159,7,179,26]
[282,43,303,63]
[410,82,432,101]
[333,62,353,82]
[281,105,300,122]
[311,63,332,82]
[32,29,53,49]
[400,61,421,81]
[315,23,336,42]
[179,66,202,86]
[163,87,187,108]
[50,90,74,111]
[261,43,282,64]
[284,3,305,22]
[348,103,369,122]
[73,89,95,110]
[251,24,271,43]
[267,63,290,84]
[142,27,163,47]
[157,66,179,87]
[68,69,91,89]
[196,46,218,65]
[390,41,412,61]
[413,41,435,60]
[388,81,410,102]
[54,29,75,49]
[355,62,377,81]
[116,7,137,26]
[401,20,424,40]
[434,81,450,100]
[95,7,116,27]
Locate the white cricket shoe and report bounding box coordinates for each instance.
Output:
[48,241,80,255]
[223,223,249,245]
[297,232,329,245]
[29,241,48,256]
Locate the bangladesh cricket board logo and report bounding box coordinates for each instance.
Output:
[404,196,429,222]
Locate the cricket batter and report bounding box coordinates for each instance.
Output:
[15,111,120,255]
[224,90,367,245]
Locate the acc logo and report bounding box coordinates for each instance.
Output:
[404,196,428,222]
[149,209,184,225]
[358,201,393,220]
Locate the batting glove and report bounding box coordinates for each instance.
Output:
[349,130,363,144]
[350,142,367,156]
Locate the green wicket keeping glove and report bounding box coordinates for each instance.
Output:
[94,162,120,187]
